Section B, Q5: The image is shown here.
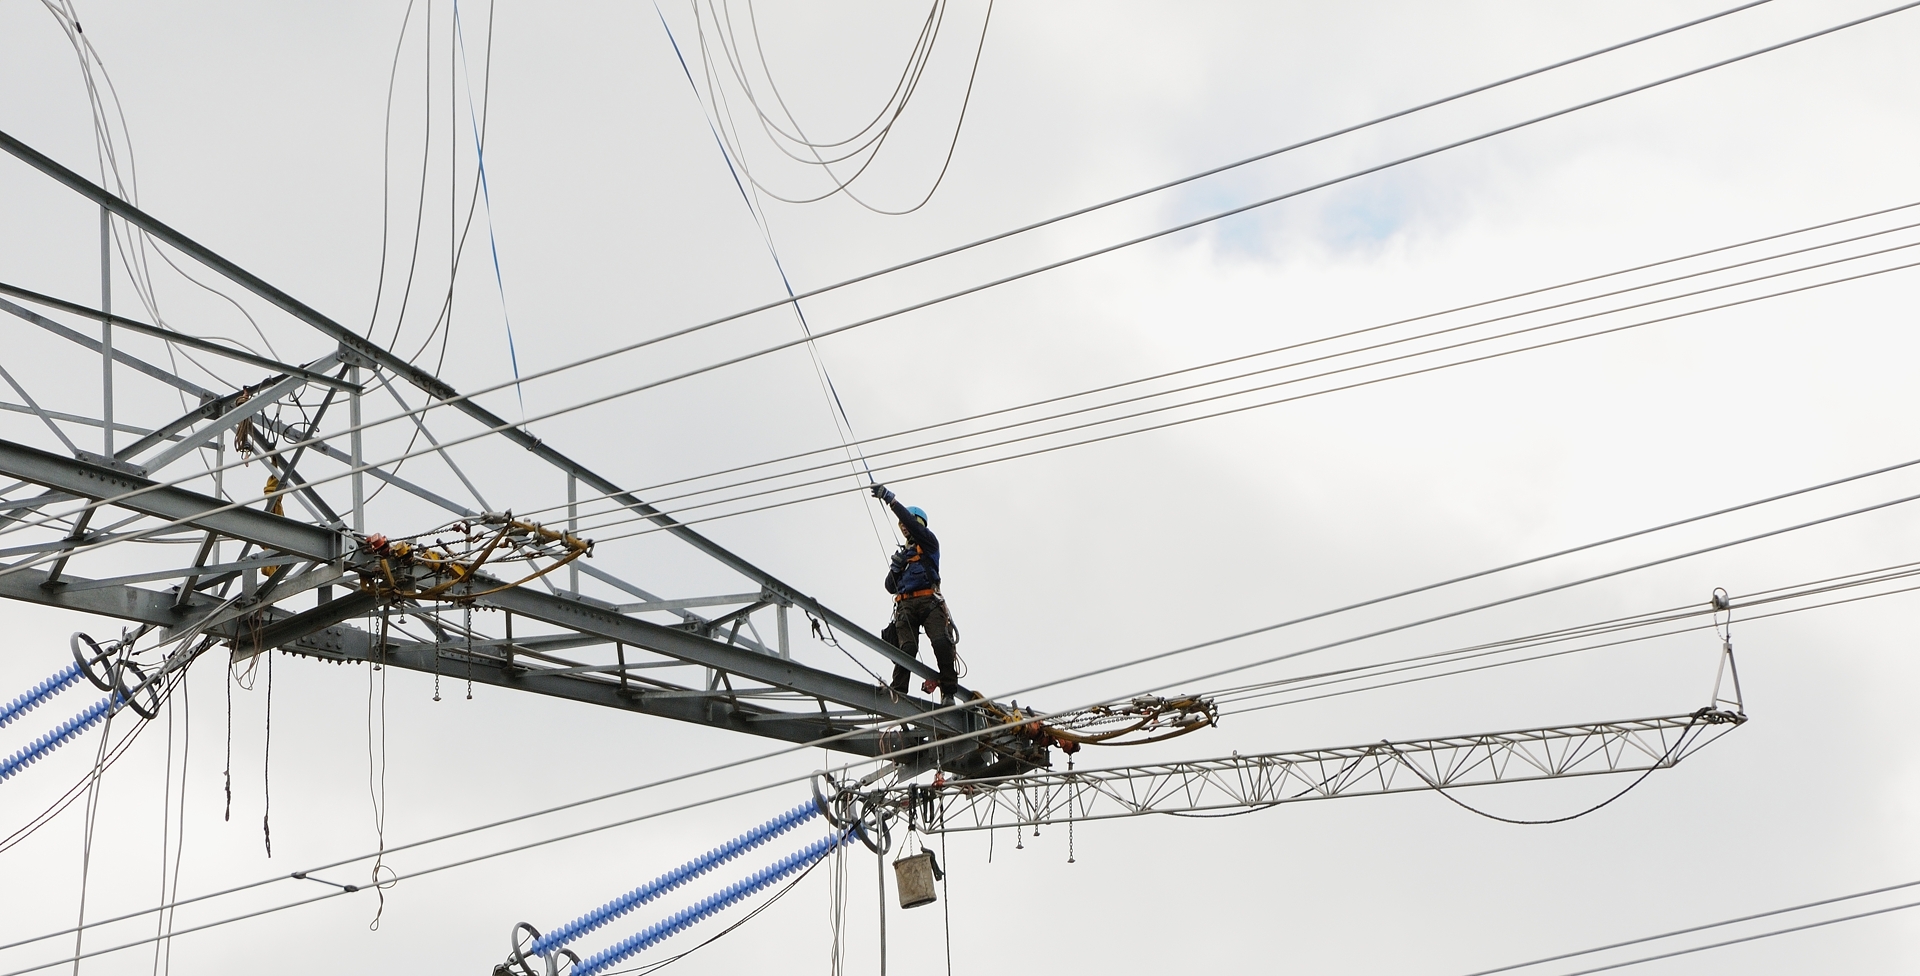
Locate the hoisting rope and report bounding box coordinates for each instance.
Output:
[0,663,82,730]
[573,830,850,976]
[528,800,820,956]
[0,693,124,783]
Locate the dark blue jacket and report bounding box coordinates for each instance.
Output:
[883,499,941,595]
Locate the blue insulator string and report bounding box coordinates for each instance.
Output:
[531,800,821,955]
[0,663,82,730]
[0,694,120,782]
[575,830,847,976]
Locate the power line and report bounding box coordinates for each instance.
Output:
[450,198,1920,528]
[8,215,1917,579]
[653,0,894,554]
[572,253,1920,543]
[0,4,1899,563]
[1217,562,1920,718]
[1452,879,1920,976]
[566,230,1920,524]
[0,0,1852,517]
[591,0,1785,349]
[406,0,1892,416]
[12,478,1920,967]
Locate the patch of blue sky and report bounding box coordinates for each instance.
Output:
[1167,178,1416,263]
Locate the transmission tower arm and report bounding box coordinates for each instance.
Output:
[856,710,1746,834]
[0,436,1002,768]
[0,127,936,689]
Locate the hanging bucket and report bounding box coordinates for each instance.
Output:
[893,851,941,909]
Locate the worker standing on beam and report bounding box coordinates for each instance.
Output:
[870,484,960,703]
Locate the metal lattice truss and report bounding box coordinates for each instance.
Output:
[0,129,1024,775]
[872,710,1745,833]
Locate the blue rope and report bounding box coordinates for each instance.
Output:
[575,831,845,976]
[0,694,119,782]
[651,4,878,485]
[0,663,82,730]
[452,0,523,416]
[531,800,820,955]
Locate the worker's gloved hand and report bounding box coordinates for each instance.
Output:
[869,484,896,503]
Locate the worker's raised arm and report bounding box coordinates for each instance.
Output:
[870,484,938,550]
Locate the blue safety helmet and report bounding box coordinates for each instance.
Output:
[905,506,929,526]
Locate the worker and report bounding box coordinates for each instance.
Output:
[870,484,959,703]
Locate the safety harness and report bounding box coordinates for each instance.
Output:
[893,543,938,601]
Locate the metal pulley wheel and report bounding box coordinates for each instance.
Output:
[69,632,163,719]
[503,922,580,976]
[812,771,892,854]
[116,660,164,720]
[71,632,120,692]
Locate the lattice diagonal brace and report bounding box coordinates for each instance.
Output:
[883,710,1744,833]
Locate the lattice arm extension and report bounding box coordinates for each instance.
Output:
[869,709,1744,834]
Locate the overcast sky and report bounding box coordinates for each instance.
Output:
[3,1,1919,973]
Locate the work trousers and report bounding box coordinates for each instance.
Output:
[885,593,958,695]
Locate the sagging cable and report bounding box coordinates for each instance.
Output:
[0,694,122,782]
[0,663,82,730]
[574,830,847,976]
[527,800,820,956]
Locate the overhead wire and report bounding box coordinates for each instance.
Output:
[654,2,895,555]
[11,486,1920,967]
[711,1,940,156]
[391,0,1798,389]
[565,250,1920,544]
[362,0,503,505]
[518,196,1920,515]
[364,0,422,341]
[7,1,1912,968]
[30,0,276,423]
[543,224,1920,535]
[8,190,1919,577]
[1451,877,1920,976]
[0,0,1904,914]
[0,0,1890,561]
[453,0,522,414]
[7,0,1813,454]
[698,0,994,214]
[1208,559,1920,719]
[377,0,437,354]
[37,0,280,377]
[1,0,1829,511]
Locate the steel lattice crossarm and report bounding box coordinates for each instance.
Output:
[0,438,990,764]
[0,437,1021,773]
[0,128,1056,773]
[855,709,1746,834]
